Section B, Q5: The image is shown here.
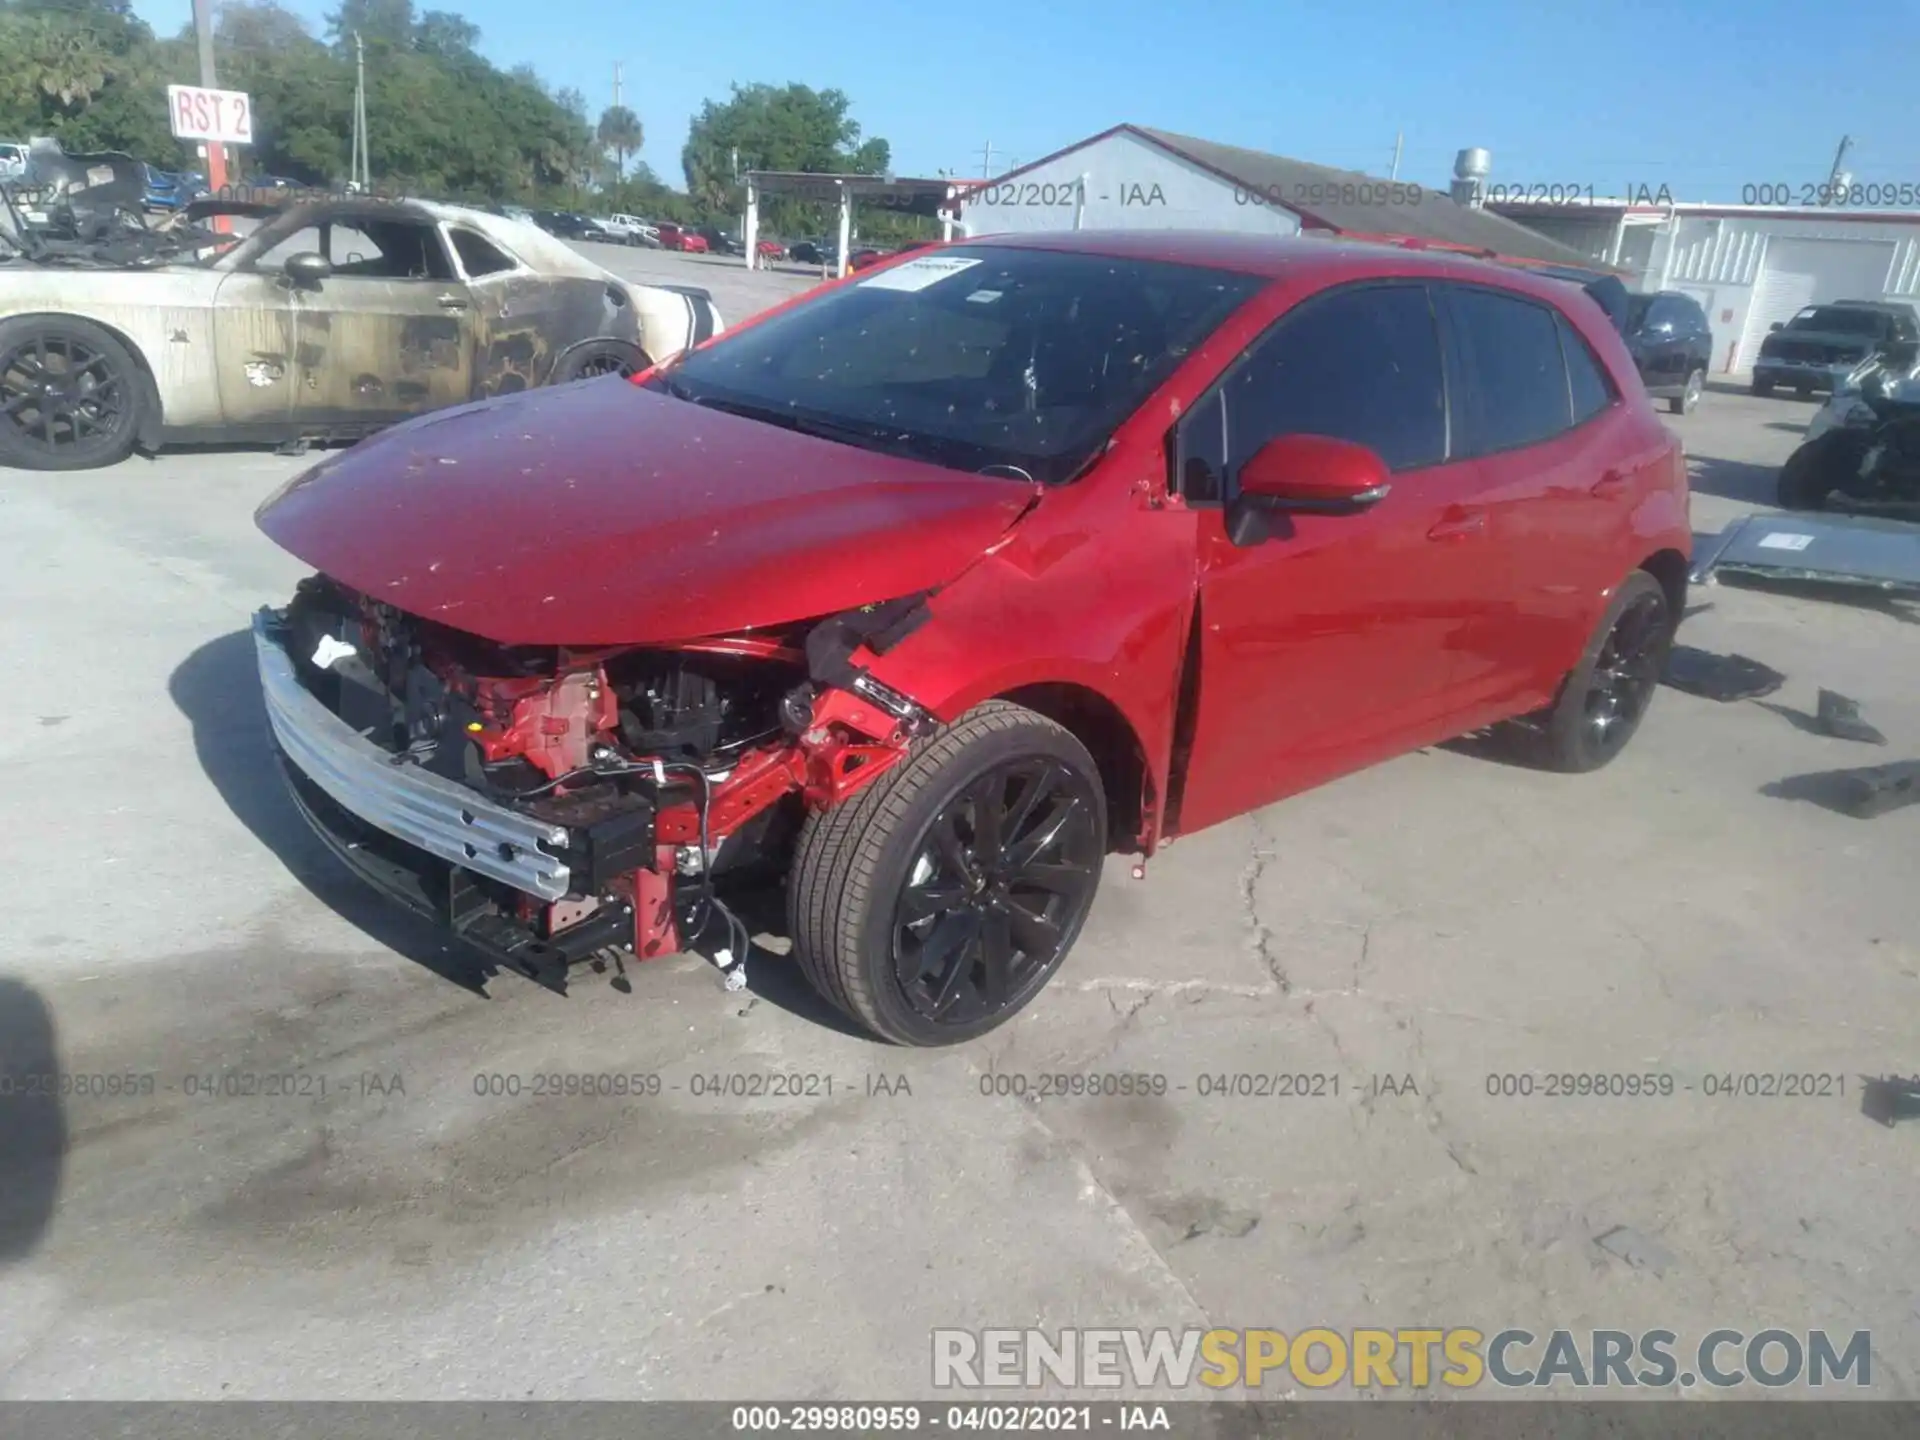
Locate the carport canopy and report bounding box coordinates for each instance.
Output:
[740,171,968,275]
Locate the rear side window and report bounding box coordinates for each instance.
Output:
[1447,286,1572,453]
[1219,283,1447,473]
[450,228,516,277]
[1559,314,1616,425]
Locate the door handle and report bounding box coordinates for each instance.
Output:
[1427,505,1486,541]
[1590,468,1630,498]
[436,293,469,310]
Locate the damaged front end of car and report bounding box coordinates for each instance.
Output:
[255,576,938,990]
[1783,367,1920,520]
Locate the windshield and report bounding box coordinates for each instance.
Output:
[1626,295,1657,330]
[651,245,1264,483]
[1787,306,1885,336]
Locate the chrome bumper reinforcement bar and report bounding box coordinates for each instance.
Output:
[252,607,573,901]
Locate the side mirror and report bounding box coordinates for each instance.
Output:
[1769,321,1784,333]
[282,251,331,289]
[1229,433,1391,544]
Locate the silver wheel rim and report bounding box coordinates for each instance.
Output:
[1684,371,1702,410]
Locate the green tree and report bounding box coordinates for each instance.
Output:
[596,103,642,180]
[682,82,892,232]
[324,0,412,48]
[412,8,476,57]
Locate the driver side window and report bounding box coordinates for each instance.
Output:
[1175,283,1447,503]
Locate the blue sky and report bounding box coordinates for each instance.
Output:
[131,0,1920,200]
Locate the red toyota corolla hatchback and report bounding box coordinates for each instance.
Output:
[253,231,1689,1045]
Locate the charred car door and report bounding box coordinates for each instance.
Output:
[209,265,299,433]
[281,213,475,427]
[443,224,567,395]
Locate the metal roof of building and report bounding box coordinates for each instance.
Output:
[1131,126,1606,268]
[956,124,1609,270]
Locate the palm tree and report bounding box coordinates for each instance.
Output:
[596,105,643,180]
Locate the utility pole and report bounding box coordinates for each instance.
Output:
[613,62,622,108]
[1390,131,1403,181]
[1827,134,1855,197]
[352,31,369,190]
[190,0,228,203]
[980,140,994,179]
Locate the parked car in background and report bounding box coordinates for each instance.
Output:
[140,164,191,211]
[1781,359,1920,514]
[695,225,741,255]
[1751,300,1920,397]
[656,222,708,253]
[250,231,1688,1045]
[1621,290,1712,414]
[0,194,723,470]
[0,140,26,180]
[787,238,837,267]
[531,210,613,242]
[755,238,783,261]
[597,214,659,247]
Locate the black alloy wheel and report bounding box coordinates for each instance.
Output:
[0,318,145,471]
[789,701,1109,1045]
[891,756,1103,1028]
[552,340,646,384]
[1580,587,1668,764]
[1503,570,1673,773]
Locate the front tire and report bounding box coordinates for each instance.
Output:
[1750,377,1774,397]
[789,701,1107,1046]
[1522,571,1673,774]
[1670,367,1704,415]
[0,315,147,471]
[1776,430,1867,510]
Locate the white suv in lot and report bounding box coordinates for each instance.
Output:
[595,214,659,247]
[0,141,28,180]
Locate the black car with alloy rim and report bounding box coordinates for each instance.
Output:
[0,316,149,471]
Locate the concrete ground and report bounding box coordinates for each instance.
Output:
[1,257,1917,1401]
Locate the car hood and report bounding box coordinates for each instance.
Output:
[1761,328,1877,356]
[255,379,1040,646]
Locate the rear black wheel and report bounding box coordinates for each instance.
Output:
[789,701,1106,1046]
[1528,572,1673,773]
[551,340,647,384]
[0,316,146,471]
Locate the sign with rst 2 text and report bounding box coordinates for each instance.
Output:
[166,84,253,145]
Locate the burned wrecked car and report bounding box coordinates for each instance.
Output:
[1778,360,1920,518]
[254,233,1690,1045]
[0,146,721,470]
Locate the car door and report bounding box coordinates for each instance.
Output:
[208,264,300,432]
[1172,281,1504,835]
[1436,283,1634,717]
[284,213,475,427]
[443,224,565,396]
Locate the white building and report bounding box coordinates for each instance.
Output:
[1488,199,1920,373]
[954,125,1600,268]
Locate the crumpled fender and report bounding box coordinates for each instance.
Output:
[862,471,1199,848]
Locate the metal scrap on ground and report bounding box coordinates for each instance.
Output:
[1662,645,1787,702]
[1815,688,1888,745]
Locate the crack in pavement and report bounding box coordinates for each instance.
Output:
[1239,827,1290,995]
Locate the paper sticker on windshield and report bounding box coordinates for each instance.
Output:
[859,256,983,292]
[965,289,1003,304]
[1756,532,1814,551]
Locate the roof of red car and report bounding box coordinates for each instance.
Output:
[959,228,1609,306]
